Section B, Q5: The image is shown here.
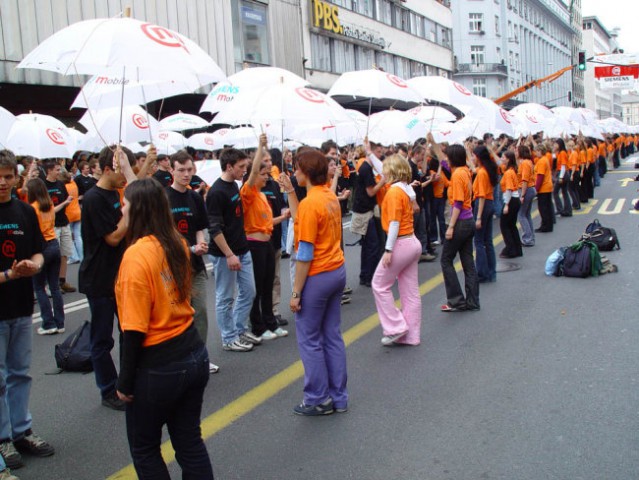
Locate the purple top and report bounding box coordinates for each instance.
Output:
[454,200,473,220]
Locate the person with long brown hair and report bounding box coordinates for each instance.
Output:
[26,178,70,335]
[499,151,523,258]
[115,178,213,479]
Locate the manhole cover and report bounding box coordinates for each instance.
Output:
[496,261,521,273]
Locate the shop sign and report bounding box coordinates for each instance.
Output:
[312,0,386,48]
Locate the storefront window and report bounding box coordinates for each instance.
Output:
[311,33,331,72]
[232,0,270,66]
[333,39,356,73]
[353,0,374,17]
[355,46,374,70]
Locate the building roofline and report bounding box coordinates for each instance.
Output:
[583,16,613,40]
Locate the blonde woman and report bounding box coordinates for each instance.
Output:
[372,154,422,346]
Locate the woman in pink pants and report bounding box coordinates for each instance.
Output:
[372,154,422,346]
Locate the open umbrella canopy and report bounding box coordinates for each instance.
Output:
[328,69,423,111]
[406,76,482,114]
[289,122,362,147]
[158,113,208,132]
[463,97,515,137]
[152,130,187,150]
[551,106,588,126]
[18,17,226,83]
[80,105,160,145]
[0,106,16,148]
[367,110,425,145]
[187,133,218,151]
[406,105,457,124]
[5,115,73,158]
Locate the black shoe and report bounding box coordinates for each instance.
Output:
[101,392,126,411]
[293,398,334,416]
[281,252,291,259]
[0,440,23,469]
[359,280,371,287]
[13,430,54,458]
[275,314,289,326]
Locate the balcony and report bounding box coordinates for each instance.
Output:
[455,63,509,76]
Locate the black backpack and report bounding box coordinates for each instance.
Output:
[54,321,94,373]
[582,219,620,252]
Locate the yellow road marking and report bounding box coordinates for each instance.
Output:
[108,226,514,478]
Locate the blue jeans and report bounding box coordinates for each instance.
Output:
[493,181,503,218]
[125,344,213,480]
[68,221,83,263]
[295,265,347,409]
[87,296,119,399]
[33,239,65,330]
[281,217,289,253]
[212,253,256,345]
[429,197,447,243]
[473,199,496,282]
[359,216,382,284]
[518,187,536,246]
[0,316,33,442]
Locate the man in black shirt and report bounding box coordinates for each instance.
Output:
[206,148,260,352]
[0,150,55,470]
[166,151,219,374]
[43,160,76,293]
[152,154,173,187]
[75,160,97,200]
[408,145,436,262]
[79,145,138,411]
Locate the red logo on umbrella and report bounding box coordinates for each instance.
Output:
[158,132,169,140]
[1,240,16,258]
[386,74,407,88]
[141,23,189,53]
[46,128,66,145]
[204,137,214,146]
[500,109,512,124]
[453,82,472,96]
[526,114,538,124]
[217,129,229,136]
[295,88,325,104]
[132,114,149,130]
[441,130,451,136]
[177,219,188,234]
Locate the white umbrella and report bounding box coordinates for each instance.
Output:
[18,17,226,82]
[510,103,555,122]
[576,108,598,122]
[0,106,16,148]
[213,85,354,128]
[431,120,476,145]
[152,130,187,149]
[211,127,281,150]
[289,122,362,146]
[551,106,588,126]
[5,116,73,158]
[406,76,482,114]
[71,75,207,110]
[464,97,515,137]
[544,117,579,137]
[187,133,218,151]
[345,109,368,126]
[367,110,425,145]
[328,69,423,111]
[79,105,160,145]
[196,159,223,185]
[159,112,208,132]
[124,142,147,154]
[406,105,456,124]
[16,113,67,130]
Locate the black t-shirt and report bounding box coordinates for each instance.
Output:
[79,186,125,297]
[291,176,307,203]
[352,161,377,213]
[190,175,205,190]
[0,199,44,320]
[409,159,424,207]
[153,170,173,188]
[262,178,284,250]
[166,187,209,272]
[206,178,249,257]
[76,174,97,197]
[44,179,69,227]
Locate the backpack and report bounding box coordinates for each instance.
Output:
[54,321,93,373]
[582,219,620,251]
[545,247,567,276]
[562,241,602,278]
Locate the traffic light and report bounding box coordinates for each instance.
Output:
[568,91,572,102]
[578,51,587,71]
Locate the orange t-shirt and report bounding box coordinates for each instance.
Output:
[556,151,568,172]
[448,166,472,210]
[568,150,579,170]
[65,181,81,223]
[500,168,519,193]
[598,142,606,157]
[270,165,281,179]
[431,170,449,198]
[587,147,595,164]
[31,201,56,241]
[534,154,553,194]
[518,159,534,188]
[240,183,273,236]
[115,235,194,347]
[472,166,493,200]
[376,179,390,207]
[294,185,344,277]
[340,159,350,179]
[578,149,587,167]
[355,157,367,172]
[381,185,414,236]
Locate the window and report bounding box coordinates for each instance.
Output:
[311,33,331,72]
[355,46,374,70]
[353,0,374,17]
[375,51,394,73]
[410,12,423,37]
[394,57,411,78]
[469,13,483,33]
[410,61,425,77]
[515,53,520,71]
[471,45,485,64]
[495,15,500,35]
[333,39,356,73]
[376,0,392,25]
[233,0,271,66]
[473,78,487,97]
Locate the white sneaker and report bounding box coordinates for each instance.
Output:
[37,327,57,335]
[260,330,278,341]
[56,327,65,334]
[273,327,289,338]
[209,362,220,374]
[240,331,262,345]
[381,331,407,346]
[222,339,253,352]
[432,240,441,246]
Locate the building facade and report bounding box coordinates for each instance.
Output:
[301,0,454,91]
[452,0,575,108]
[581,16,622,119]
[621,93,639,126]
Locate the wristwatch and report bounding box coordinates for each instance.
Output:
[291,292,300,298]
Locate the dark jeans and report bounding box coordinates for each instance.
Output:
[554,177,572,216]
[126,344,214,480]
[569,172,581,208]
[413,207,432,254]
[248,240,277,336]
[33,239,64,330]
[473,199,496,282]
[359,216,383,284]
[500,197,522,258]
[429,197,447,243]
[537,192,554,232]
[440,218,479,310]
[87,296,119,399]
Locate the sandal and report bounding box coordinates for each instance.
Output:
[440,304,461,312]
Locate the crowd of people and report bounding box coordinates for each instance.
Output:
[0,127,637,479]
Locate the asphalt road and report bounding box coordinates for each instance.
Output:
[18,157,639,480]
